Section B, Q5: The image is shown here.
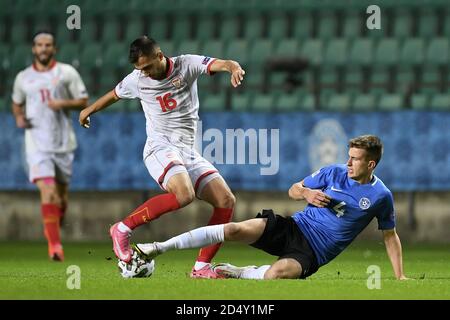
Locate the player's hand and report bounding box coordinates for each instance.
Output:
[47,99,65,111]
[304,189,332,208]
[231,65,245,88]
[16,115,32,129]
[79,109,91,128]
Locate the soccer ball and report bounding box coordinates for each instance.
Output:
[117,251,155,278]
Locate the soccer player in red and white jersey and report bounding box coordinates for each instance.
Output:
[12,31,89,261]
[79,36,245,278]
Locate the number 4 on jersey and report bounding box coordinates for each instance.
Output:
[333,201,346,217]
[156,93,177,112]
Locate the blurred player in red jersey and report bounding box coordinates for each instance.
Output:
[12,31,89,261]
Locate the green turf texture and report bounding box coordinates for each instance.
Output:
[0,241,449,299]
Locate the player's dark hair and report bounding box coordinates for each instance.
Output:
[349,135,383,166]
[129,36,158,63]
[32,30,56,46]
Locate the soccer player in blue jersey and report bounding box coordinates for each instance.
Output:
[134,135,408,280]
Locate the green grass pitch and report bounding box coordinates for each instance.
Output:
[0,241,449,300]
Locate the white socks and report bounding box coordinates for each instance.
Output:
[156,224,225,253]
[240,265,271,279]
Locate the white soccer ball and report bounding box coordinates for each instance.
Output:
[118,251,155,278]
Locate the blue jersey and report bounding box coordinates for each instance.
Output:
[292,164,395,266]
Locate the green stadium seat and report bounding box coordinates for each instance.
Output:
[425,38,449,66]
[275,92,301,112]
[300,39,323,66]
[443,12,450,37]
[400,38,425,66]
[374,38,399,67]
[430,94,450,111]
[249,39,274,68]
[251,93,275,112]
[9,18,28,44]
[219,15,241,41]
[103,43,129,69]
[410,93,429,110]
[292,10,313,40]
[317,11,338,40]
[149,15,170,41]
[319,67,339,89]
[268,13,288,40]
[343,67,364,95]
[78,19,98,44]
[195,15,217,41]
[352,94,376,112]
[349,38,374,66]
[225,40,249,66]
[101,20,121,44]
[299,93,316,112]
[58,43,81,67]
[420,67,440,94]
[274,39,299,57]
[324,93,352,112]
[231,91,252,111]
[202,92,226,111]
[342,10,362,40]
[10,44,32,72]
[395,67,415,95]
[175,40,200,56]
[417,9,438,38]
[378,94,403,111]
[79,44,104,69]
[158,40,175,57]
[243,66,264,89]
[172,15,192,42]
[323,39,348,67]
[243,14,264,40]
[201,40,224,59]
[124,19,144,44]
[55,23,75,45]
[392,9,413,39]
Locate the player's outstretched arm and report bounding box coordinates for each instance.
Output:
[47,97,88,111]
[79,90,119,128]
[209,59,246,87]
[383,229,409,280]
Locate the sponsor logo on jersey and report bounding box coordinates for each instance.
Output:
[171,77,183,89]
[359,197,371,210]
[202,56,211,65]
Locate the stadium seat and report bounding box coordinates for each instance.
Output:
[195,15,217,42]
[323,93,351,112]
[410,93,429,110]
[292,10,313,40]
[225,40,249,66]
[400,38,425,67]
[425,38,449,66]
[343,67,364,96]
[243,14,264,41]
[317,11,338,40]
[101,20,121,44]
[124,19,144,44]
[378,94,403,111]
[274,39,299,57]
[10,44,32,72]
[374,38,400,67]
[342,10,363,40]
[79,44,104,69]
[251,93,275,112]
[231,91,252,112]
[267,13,289,40]
[300,39,323,66]
[348,38,374,66]
[158,40,175,57]
[352,94,376,112]
[420,67,441,95]
[392,8,413,39]
[430,94,450,111]
[200,40,224,59]
[323,39,348,67]
[9,18,28,44]
[172,15,193,42]
[58,43,81,67]
[175,40,201,56]
[248,39,274,68]
[417,9,438,38]
[275,92,301,112]
[299,94,316,112]
[219,15,241,41]
[103,43,129,69]
[148,15,170,41]
[78,19,98,44]
[202,92,226,111]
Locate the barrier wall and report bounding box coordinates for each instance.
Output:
[0,111,449,191]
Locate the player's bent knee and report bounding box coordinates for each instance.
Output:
[217,192,236,209]
[173,188,195,207]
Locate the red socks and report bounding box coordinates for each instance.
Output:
[122,193,181,230]
[196,207,234,263]
[41,204,62,246]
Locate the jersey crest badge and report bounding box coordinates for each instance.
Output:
[359,197,371,210]
[171,77,183,89]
